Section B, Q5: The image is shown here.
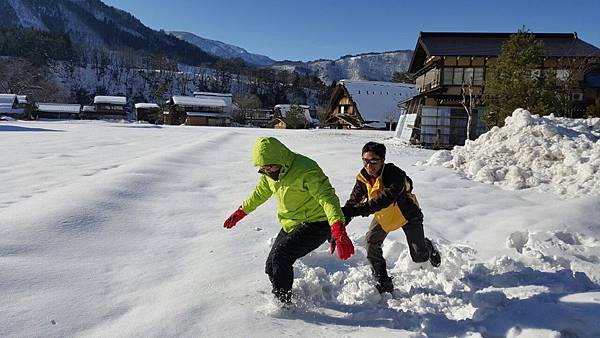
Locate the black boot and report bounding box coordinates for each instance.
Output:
[272,288,292,305]
[425,238,441,267]
[375,276,394,294]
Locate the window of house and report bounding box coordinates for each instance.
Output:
[473,68,484,85]
[443,68,454,85]
[453,68,464,85]
[464,68,474,84]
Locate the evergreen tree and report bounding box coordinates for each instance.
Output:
[482,30,545,127]
[285,104,306,129]
[585,98,600,118]
[392,71,414,84]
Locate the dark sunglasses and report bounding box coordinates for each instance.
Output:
[362,158,382,165]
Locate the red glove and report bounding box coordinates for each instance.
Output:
[329,221,354,260]
[224,208,247,229]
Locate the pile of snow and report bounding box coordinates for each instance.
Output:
[423,109,600,198]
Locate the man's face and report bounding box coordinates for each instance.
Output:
[262,164,281,174]
[362,151,384,177]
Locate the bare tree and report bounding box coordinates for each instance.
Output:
[461,79,475,141]
[384,111,399,131]
[232,94,262,124]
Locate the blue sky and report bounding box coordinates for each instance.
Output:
[103,0,600,62]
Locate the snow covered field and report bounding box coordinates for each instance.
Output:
[1,119,599,338]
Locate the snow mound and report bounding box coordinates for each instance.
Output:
[423,109,600,198]
[287,231,600,337]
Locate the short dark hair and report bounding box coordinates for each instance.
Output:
[362,142,386,159]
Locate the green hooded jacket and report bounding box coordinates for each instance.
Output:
[241,137,345,233]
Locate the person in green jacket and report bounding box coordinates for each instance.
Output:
[223,136,355,304]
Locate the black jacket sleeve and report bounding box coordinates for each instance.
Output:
[342,179,367,219]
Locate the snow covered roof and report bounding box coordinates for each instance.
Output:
[82,105,96,112]
[340,80,417,123]
[36,103,81,113]
[94,96,127,105]
[0,94,17,105]
[172,96,227,107]
[17,95,28,104]
[192,92,233,98]
[273,104,317,124]
[186,112,229,117]
[134,103,160,109]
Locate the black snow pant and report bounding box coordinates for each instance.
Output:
[365,213,429,282]
[265,221,331,299]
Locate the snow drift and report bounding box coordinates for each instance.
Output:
[423,109,600,198]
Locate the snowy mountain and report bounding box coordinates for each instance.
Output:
[169,31,275,66]
[272,50,413,83]
[0,0,216,64]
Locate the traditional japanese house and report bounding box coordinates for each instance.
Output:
[16,95,29,109]
[242,108,273,128]
[400,31,600,147]
[35,103,81,120]
[272,104,318,129]
[325,80,417,130]
[82,96,128,120]
[134,103,161,123]
[167,95,230,126]
[193,92,233,115]
[0,94,25,119]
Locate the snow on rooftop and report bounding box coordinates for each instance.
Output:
[36,103,81,113]
[17,95,28,104]
[341,80,417,123]
[274,104,316,124]
[192,92,233,97]
[134,103,160,109]
[0,94,17,105]
[172,96,227,107]
[423,108,600,198]
[94,96,127,105]
[186,112,228,117]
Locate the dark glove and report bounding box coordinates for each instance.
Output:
[343,205,365,218]
[329,221,354,260]
[223,208,247,229]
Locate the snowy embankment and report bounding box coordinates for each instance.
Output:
[1,120,599,338]
[423,109,600,198]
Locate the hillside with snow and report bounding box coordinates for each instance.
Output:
[1,118,599,337]
[169,31,275,66]
[0,0,216,65]
[272,50,413,83]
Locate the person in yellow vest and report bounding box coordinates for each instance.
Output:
[342,142,441,294]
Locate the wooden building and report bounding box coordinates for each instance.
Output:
[325,80,417,130]
[272,104,318,129]
[167,95,230,126]
[400,32,600,147]
[82,96,128,120]
[243,108,273,128]
[134,103,161,123]
[35,103,81,120]
[193,92,233,115]
[0,94,25,119]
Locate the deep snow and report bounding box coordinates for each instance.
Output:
[1,119,599,337]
